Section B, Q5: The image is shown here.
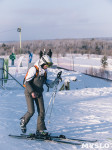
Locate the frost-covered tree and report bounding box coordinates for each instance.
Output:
[101,55,108,68]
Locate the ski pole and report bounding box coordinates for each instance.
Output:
[45,93,54,116]
[45,71,62,123]
[45,84,58,117]
[47,85,58,123]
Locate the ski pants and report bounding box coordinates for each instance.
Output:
[22,93,47,131]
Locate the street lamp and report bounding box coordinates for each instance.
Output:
[17,27,22,54]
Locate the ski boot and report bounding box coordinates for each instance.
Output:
[36,130,49,137]
[20,117,27,133]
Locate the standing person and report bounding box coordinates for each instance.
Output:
[9,52,16,66]
[39,50,43,59]
[47,49,52,58]
[43,49,46,55]
[28,51,33,63]
[20,53,56,136]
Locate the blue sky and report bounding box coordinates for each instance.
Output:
[0,0,112,41]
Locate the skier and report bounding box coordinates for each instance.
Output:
[39,50,43,58]
[9,52,16,66]
[20,52,59,136]
[47,49,52,58]
[28,51,33,63]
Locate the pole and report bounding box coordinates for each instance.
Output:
[45,71,62,123]
[0,84,5,90]
[2,68,24,88]
[17,27,22,54]
[20,31,21,52]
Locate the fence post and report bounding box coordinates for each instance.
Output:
[0,58,4,87]
[4,59,9,83]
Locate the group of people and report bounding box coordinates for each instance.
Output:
[20,49,59,136]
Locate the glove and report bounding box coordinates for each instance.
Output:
[45,78,59,88]
[45,77,62,89]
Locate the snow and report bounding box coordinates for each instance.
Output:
[54,54,112,80]
[1,54,112,149]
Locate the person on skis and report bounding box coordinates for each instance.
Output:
[20,50,59,136]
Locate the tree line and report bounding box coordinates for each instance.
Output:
[1,38,112,56]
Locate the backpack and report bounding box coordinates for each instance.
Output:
[23,65,47,87]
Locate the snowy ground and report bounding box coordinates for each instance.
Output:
[54,54,112,80]
[55,54,112,71]
[1,54,112,149]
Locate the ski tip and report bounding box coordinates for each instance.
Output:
[8,134,14,137]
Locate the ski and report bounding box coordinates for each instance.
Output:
[9,134,81,145]
[50,134,97,143]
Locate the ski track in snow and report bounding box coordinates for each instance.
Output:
[1,54,112,149]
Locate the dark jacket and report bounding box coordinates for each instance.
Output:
[25,71,47,97]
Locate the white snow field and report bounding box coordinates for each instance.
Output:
[1,54,112,150]
[55,54,112,80]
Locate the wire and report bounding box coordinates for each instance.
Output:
[0,28,17,34]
